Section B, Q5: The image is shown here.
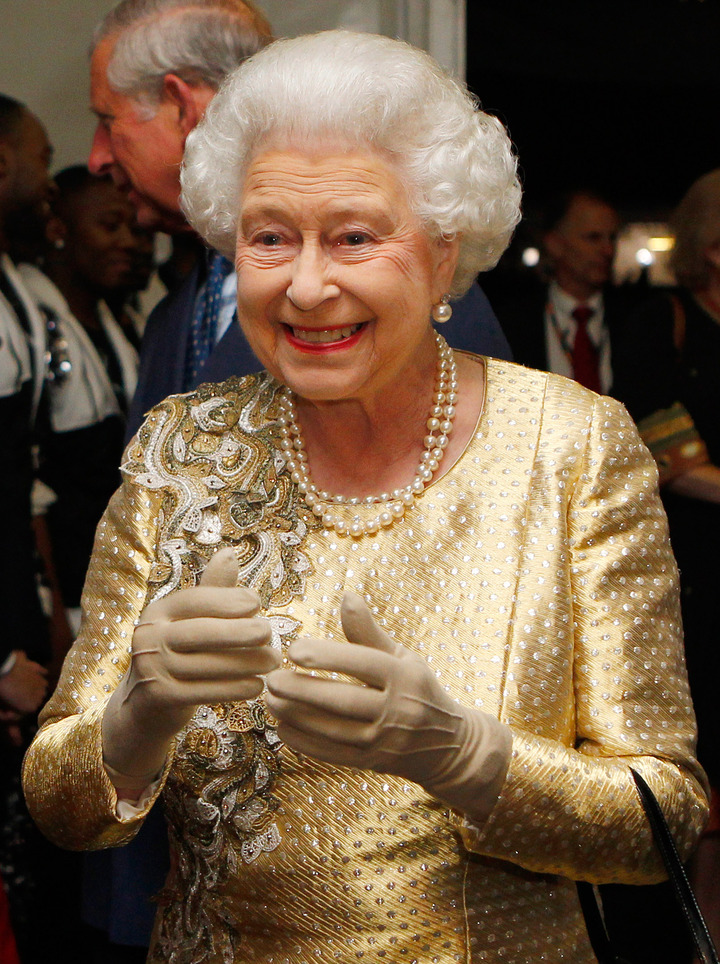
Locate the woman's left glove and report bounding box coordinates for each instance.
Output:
[266,591,512,822]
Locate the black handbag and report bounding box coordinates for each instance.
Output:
[577,769,719,964]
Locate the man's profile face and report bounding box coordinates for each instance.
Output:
[5,110,54,214]
[546,195,619,299]
[88,35,189,233]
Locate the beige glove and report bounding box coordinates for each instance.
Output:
[266,591,512,822]
[102,548,280,791]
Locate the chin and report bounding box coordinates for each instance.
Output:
[278,368,363,404]
[132,197,183,235]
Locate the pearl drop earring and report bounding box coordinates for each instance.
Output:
[432,296,452,324]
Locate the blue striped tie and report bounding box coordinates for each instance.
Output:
[184,251,233,389]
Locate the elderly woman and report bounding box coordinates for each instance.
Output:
[23,31,707,964]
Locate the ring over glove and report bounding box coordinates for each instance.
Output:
[266,591,512,822]
[102,548,280,792]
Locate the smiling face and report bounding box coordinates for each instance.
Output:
[58,179,140,293]
[1,109,54,229]
[235,144,458,406]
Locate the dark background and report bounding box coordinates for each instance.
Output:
[466,0,719,220]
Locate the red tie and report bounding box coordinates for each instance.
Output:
[571,305,601,393]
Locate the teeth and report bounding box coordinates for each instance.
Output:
[292,324,362,344]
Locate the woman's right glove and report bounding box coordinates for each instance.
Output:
[102,548,279,793]
[266,591,511,822]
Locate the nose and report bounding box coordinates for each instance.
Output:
[286,242,340,310]
[88,123,114,177]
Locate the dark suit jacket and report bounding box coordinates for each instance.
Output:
[126,269,512,442]
[494,281,637,394]
[126,263,259,441]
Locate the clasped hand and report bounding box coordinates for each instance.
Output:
[102,548,280,789]
[266,592,511,820]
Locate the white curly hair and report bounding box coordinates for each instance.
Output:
[181,30,521,296]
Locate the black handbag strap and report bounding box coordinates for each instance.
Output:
[576,878,627,964]
[578,768,719,964]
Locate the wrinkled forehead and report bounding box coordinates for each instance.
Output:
[90,32,115,90]
[90,33,134,105]
[241,135,417,212]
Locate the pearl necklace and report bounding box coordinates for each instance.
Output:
[278,332,458,538]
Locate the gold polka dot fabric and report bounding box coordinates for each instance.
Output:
[23,359,708,964]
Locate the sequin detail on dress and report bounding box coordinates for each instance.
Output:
[154,702,283,963]
[121,373,316,605]
[122,374,314,963]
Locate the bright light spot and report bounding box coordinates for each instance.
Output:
[522,247,540,267]
[636,248,655,266]
[648,236,674,252]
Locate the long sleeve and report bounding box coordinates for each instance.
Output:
[22,373,286,852]
[22,474,169,850]
[22,367,709,889]
[454,388,708,884]
[19,363,710,963]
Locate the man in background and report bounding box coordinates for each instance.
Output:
[0,95,52,720]
[89,0,273,441]
[496,189,625,393]
[0,93,69,961]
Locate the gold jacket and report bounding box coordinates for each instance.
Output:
[23,358,708,964]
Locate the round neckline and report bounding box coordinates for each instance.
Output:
[422,351,487,492]
[297,352,489,529]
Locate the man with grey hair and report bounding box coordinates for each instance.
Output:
[89,0,273,445]
[89,0,272,233]
[85,8,274,958]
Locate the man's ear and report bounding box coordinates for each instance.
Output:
[161,73,214,140]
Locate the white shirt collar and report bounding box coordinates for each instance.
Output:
[549,280,603,318]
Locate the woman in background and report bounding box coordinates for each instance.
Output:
[614,168,720,955]
[19,166,140,632]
